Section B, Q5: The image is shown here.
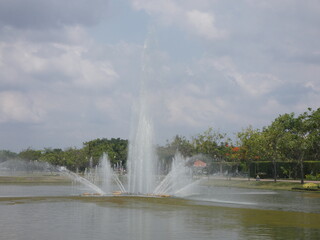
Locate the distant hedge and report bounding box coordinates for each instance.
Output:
[209,161,320,179]
[251,161,320,179]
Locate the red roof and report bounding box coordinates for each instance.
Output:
[193,160,207,167]
[232,147,240,152]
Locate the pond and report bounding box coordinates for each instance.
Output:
[0,184,319,240]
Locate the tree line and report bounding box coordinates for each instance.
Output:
[236,107,320,183]
[0,107,319,183]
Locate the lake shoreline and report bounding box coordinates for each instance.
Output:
[200,177,320,192]
[1,174,320,192]
[0,174,71,184]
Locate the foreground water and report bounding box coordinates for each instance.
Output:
[0,184,319,240]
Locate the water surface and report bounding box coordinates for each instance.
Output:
[0,184,319,240]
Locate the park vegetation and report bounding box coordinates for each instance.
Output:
[0,108,319,184]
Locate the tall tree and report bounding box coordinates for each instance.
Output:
[294,108,320,183]
[193,128,230,159]
[237,126,263,180]
[192,128,232,175]
[263,114,297,182]
[158,135,194,159]
[0,150,17,162]
[264,111,318,184]
[305,108,320,160]
[18,148,42,161]
[83,138,128,167]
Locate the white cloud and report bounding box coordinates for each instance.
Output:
[0,38,118,90]
[130,0,226,40]
[162,83,251,133]
[0,25,122,134]
[259,98,283,115]
[165,94,217,127]
[0,91,44,123]
[305,80,320,92]
[210,57,283,97]
[185,9,226,40]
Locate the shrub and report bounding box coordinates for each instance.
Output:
[303,183,319,189]
[305,173,320,181]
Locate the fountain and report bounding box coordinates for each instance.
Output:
[126,84,157,194]
[62,31,198,197]
[125,30,199,196]
[61,168,105,195]
[0,30,200,198]
[126,30,158,195]
[64,153,126,195]
[67,150,197,197]
[153,152,195,196]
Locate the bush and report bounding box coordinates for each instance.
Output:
[305,173,320,181]
[249,161,320,179]
[303,183,319,189]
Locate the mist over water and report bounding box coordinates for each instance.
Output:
[0,159,59,175]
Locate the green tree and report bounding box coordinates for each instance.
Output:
[83,138,128,168]
[192,128,232,174]
[40,152,62,166]
[158,135,194,159]
[263,111,316,184]
[262,114,296,182]
[157,135,194,173]
[237,126,263,180]
[18,148,42,161]
[62,147,87,171]
[193,128,230,158]
[294,108,320,183]
[304,108,320,161]
[0,150,18,162]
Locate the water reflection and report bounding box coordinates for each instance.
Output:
[187,186,320,213]
[0,185,319,240]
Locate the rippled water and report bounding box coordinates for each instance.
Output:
[0,184,319,240]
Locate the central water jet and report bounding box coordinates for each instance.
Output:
[126,30,158,194]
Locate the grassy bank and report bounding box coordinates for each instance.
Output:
[1,174,319,192]
[201,178,319,191]
[0,174,71,184]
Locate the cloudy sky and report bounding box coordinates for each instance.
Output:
[0,0,319,152]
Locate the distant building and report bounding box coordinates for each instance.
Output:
[193,160,207,167]
[193,160,207,175]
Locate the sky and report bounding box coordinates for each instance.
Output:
[0,0,319,152]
